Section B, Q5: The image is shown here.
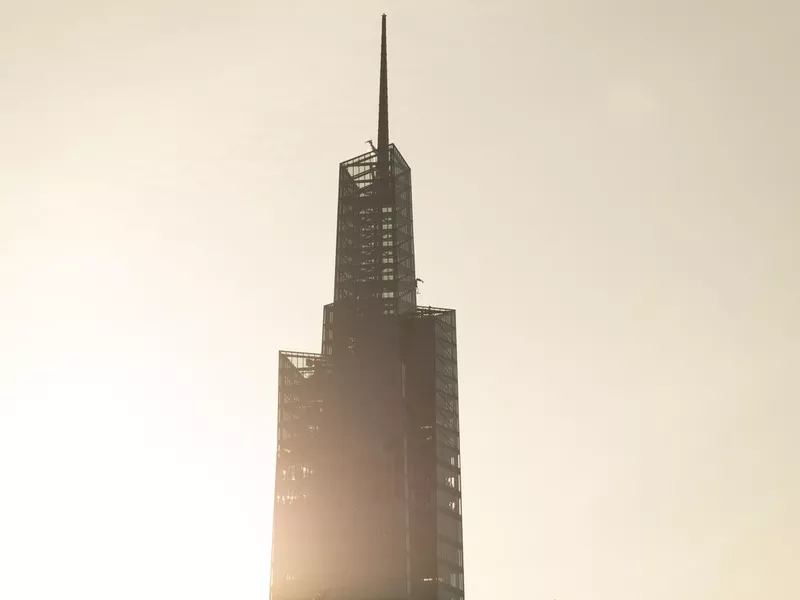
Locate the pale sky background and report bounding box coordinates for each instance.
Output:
[1,1,798,599]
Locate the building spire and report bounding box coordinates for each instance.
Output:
[377,14,389,160]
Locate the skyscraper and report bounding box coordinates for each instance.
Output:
[271,16,464,600]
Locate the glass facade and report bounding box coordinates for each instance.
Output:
[271,352,330,598]
[401,308,464,600]
[334,144,416,318]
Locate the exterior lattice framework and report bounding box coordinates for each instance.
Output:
[402,308,464,600]
[271,352,331,599]
[334,144,416,319]
[430,310,463,599]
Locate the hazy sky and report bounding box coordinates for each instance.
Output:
[1,1,798,599]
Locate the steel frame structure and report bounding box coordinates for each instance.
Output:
[334,144,416,319]
[402,308,463,600]
[270,16,464,600]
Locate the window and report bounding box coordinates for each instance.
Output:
[276,490,306,505]
[438,540,464,567]
[440,573,463,590]
[438,490,462,515]
[438,466,461,491]
[438,513,462,542]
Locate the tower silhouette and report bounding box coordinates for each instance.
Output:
[271,16,464,600]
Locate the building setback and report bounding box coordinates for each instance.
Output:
[271,16,464,600]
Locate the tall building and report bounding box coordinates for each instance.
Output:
[271,16,464,600]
